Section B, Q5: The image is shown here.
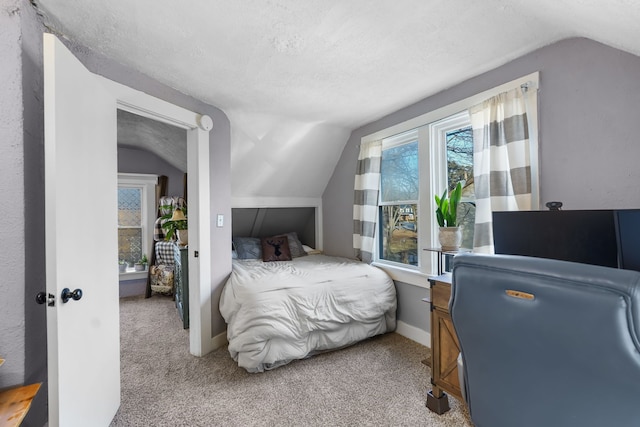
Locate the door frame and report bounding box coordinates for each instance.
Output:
[103,79,213,356]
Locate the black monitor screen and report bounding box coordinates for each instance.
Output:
[492,210,618,268]
[615,210,640,272]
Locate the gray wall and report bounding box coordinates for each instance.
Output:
[1,1,49,425]
[1,0,27,390]
[4,1,232,424]
[322,37,640,335]
[118,146,185,198]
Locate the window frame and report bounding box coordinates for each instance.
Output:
[377,130,420,268]
[367,73,539,288]
[118,173,157,280]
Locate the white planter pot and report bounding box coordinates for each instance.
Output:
[439,227,462,252]
[177,229,188,246]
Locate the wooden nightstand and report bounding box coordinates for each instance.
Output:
[425,273,462,414]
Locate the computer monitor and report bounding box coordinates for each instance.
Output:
[492,210,619,268]
[615,209,640,272]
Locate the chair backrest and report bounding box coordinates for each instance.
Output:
[450,253,640,427]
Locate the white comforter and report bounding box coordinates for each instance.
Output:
[220,254,397,372]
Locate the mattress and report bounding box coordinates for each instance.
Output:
[219,254,397,372]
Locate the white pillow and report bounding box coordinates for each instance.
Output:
[302,245,322,255]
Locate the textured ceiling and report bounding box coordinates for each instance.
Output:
[117,110,187,171]
[33,0,640,198]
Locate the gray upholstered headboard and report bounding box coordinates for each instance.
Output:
[231,207,316,248]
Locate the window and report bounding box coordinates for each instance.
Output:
[368,73,539,284]
[379,132,419,266]
[118,187,143,264]
[432,112,475,251]
[118,173,157,276]
[378,112,475,270]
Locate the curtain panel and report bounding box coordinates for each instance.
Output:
[470,86,535,254]
[353,139,382,263]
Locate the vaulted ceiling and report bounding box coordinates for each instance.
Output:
[33,0,640,198]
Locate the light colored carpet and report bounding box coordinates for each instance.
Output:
[111,296,472,426]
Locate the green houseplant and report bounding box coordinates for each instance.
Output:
[434,182,463,251]
[161,206,188,245]
[435,182,462,227]
[134,254,148,271]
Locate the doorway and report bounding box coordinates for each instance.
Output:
[101,77,214,357]
[43,33,213,425]
[116,110,188,299]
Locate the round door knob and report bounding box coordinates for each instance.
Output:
[36,292,47,305]
[61,288,83,303]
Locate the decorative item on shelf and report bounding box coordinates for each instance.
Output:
[134,254,148,271]
[118,258,127,273]
[435,181,463,251]
[161,206,188,246]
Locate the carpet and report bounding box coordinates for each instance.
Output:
[110,295,471,426]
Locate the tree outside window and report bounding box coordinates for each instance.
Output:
[379,138,419,266]
[446,126,475,250]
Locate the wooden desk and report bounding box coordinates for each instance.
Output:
[425,273,462,414]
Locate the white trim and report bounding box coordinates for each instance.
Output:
[523,87,540,209]
[212,331,229,349]
[117,173,158,185]
[187,125,213,356]
[395,320,431,347]
[373,262,430,288]
[118,271,147,281]
[102,80,200,131]
[100,76,215,357]
[232,196,321,208]
[363,72,539,143]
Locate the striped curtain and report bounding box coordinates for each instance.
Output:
[470,86,534,253]
[353,139,382,262]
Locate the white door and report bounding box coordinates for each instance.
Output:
[43,33,120,426]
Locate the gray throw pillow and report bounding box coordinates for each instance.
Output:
[285,232,307,258]
[232,237,262,259]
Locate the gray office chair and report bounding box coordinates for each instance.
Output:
[450,253,640,427]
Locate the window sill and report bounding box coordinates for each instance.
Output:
[372,262,431,288]
[119,270,147,281]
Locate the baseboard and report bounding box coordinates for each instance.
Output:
[211,330,228,350]
[395,320,430,347]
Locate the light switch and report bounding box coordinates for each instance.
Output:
[217,214,224,227]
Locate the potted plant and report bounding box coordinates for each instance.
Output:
[435,181,463,251]
[134,254,147,271]
[118,258,127,273]
[161,206,188,245]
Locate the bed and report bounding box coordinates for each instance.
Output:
[220,234,397,373]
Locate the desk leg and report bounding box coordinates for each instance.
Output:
[426,385,450,414]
